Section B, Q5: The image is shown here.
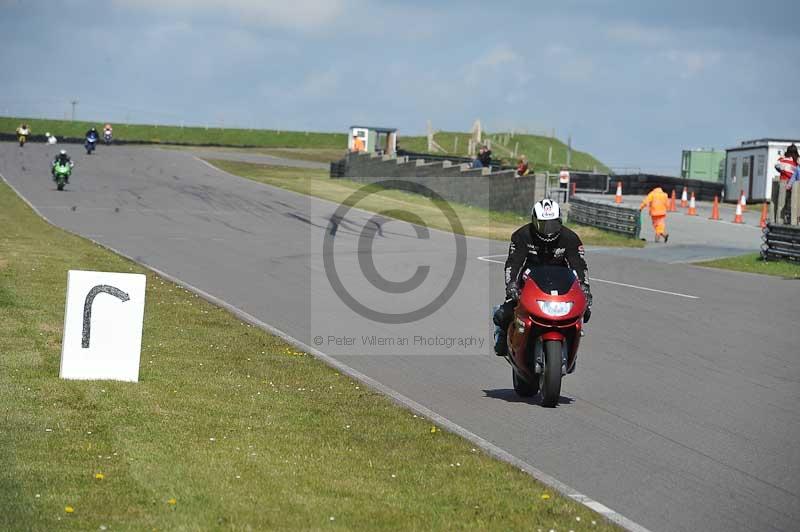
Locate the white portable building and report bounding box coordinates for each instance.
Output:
[724,138,799,202]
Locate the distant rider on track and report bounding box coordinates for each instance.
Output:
[493,199,592,356]
[52,150,74,183]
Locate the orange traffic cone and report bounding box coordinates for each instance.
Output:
[680,186,688,208]
[739,190,748,212]
[709,196,720,220]
[687,192,697,215]
[669,189,677,212]
[733,201,744,224]
[759,202,768,228]
[614,181,623,204]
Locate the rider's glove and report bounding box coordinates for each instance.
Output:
[582,285,592,322]
[505,284,520,302]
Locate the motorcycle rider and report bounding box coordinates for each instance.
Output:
[493,198,592,356]
[52,149,74,182]
[103,123,113,142]
[16,123,31,140]
[85,127,99,141]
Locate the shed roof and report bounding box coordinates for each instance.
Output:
[350,125,397,133]
[724,138,799,153]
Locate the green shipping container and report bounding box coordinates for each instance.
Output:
[681,149,725,182]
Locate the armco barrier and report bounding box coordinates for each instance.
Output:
[762,224,800,262]
[567,197,641,238]
[397,149,505,171]
[568,172,724,202]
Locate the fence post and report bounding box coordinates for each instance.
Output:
[776,181,786,224]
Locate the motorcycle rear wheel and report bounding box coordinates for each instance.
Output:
[57,182,65,191]
[512,369,538,397]
[540,340,563,407]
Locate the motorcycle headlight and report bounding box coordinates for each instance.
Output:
[536,300,573,317]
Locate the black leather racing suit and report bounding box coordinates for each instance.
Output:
[493,223,592,340]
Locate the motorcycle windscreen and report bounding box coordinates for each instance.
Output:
[525,265,576,295]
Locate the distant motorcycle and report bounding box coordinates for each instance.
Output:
[103,130,112,145]
[17,129,30,147]
[53,161,72,191]
[85,133,98,154]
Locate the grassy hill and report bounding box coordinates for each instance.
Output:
[1,116,607,172]
[400,131,609,173]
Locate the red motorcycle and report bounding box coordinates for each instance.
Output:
[505,265,587,407]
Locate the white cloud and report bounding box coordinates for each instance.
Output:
[111,0,348,31]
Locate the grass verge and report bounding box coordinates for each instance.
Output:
[0,179,620,530]
[163,145,346,164]
[694,253,800,279]
[205,159,643,247]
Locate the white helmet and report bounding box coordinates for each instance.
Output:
[531,199,562,242]
[60,149,67,156]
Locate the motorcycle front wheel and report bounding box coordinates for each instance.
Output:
[539,340,563,407]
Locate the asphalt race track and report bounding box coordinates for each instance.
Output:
[2,142,799,532]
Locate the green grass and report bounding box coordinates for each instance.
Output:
[166,145,346,164]
[3,116,608,172]
[206,158,642,247]
[695,253,800,279]
[1,116,346,149]
[0,179,621,530]
[399,131,609,173]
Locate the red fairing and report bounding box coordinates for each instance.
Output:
[518,277,587,327]
[506,268,587,385]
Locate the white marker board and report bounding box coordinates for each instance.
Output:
[60,270,146,382]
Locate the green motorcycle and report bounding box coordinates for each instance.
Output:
[53,161,72,191]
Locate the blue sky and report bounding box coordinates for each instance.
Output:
[1,0,798,173]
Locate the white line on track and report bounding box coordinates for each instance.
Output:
[1,171,652,532]
[477,255,700,300]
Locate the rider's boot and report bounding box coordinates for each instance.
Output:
[494,330,507,356]
[492,304,508,356]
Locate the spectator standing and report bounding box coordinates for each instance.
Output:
[515,155,529,178]
[478,145,492,169]
[351,133,365,153]
[777,144,798,223]
[776,144,799,181]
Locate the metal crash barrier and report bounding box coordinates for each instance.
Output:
[566,197,641,239]
[762,224,800,262]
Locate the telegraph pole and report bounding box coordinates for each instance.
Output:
[70,99,79,121]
